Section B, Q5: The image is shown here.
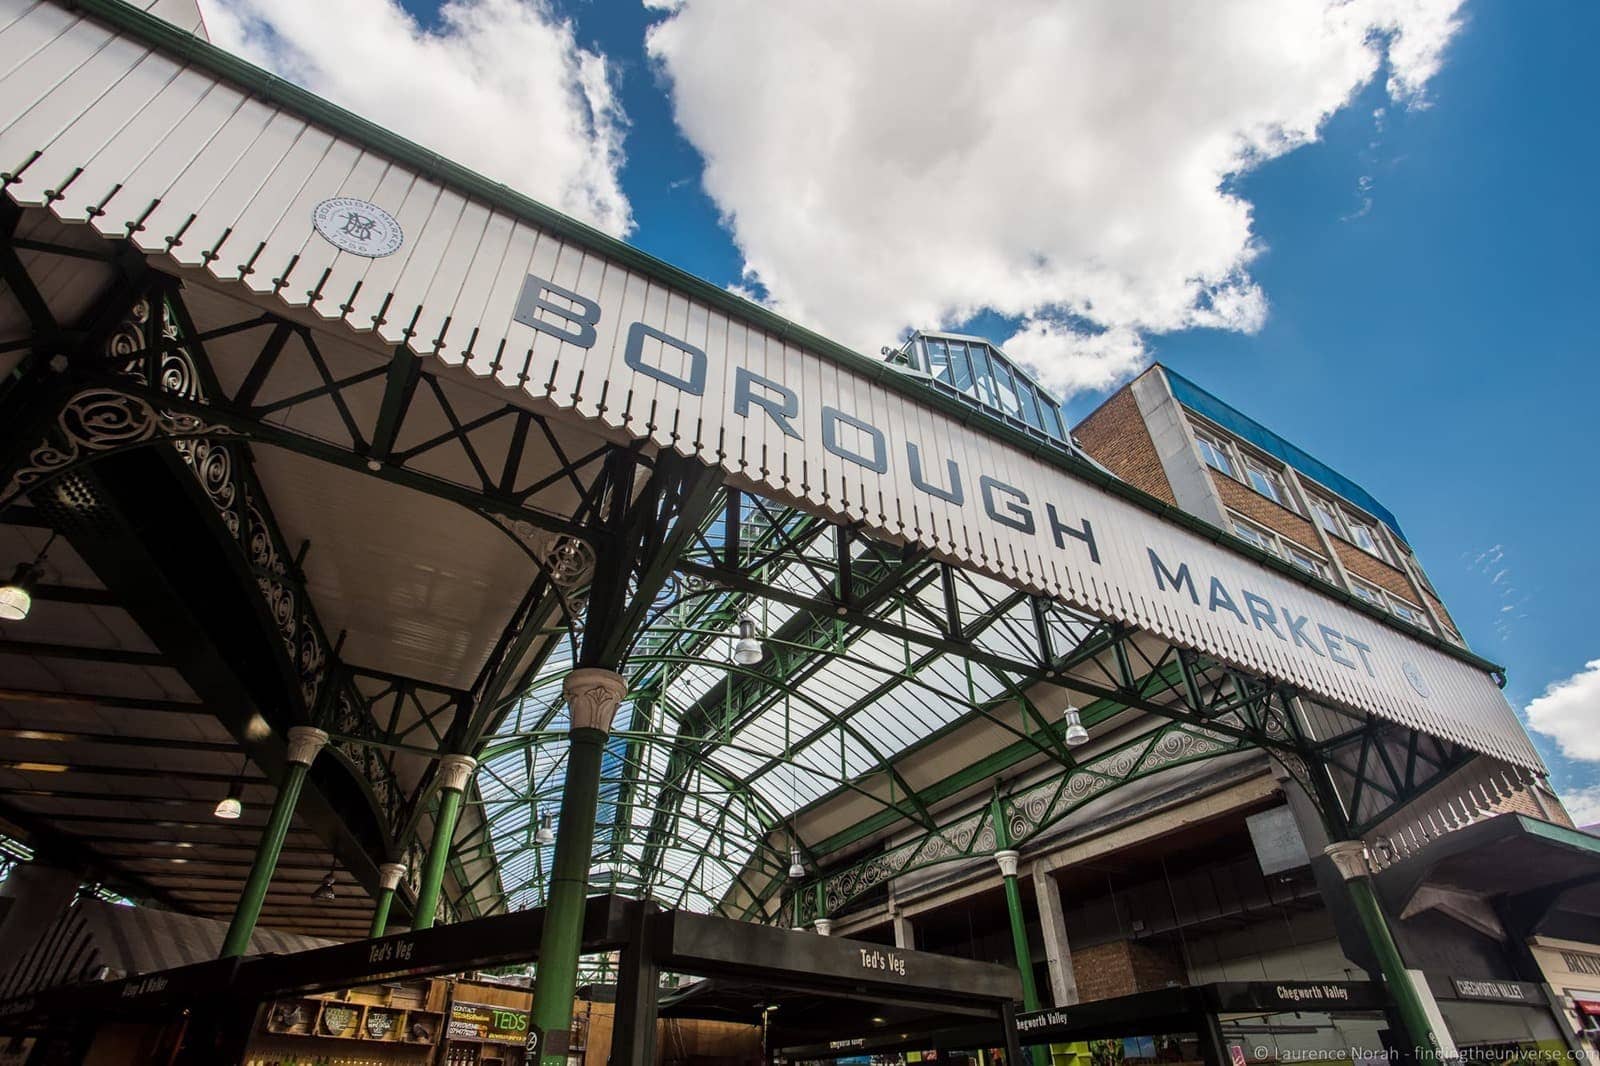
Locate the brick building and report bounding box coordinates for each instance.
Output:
[1074,365,1458,646]
[822,348,1595,1059]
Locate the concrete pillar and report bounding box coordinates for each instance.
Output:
[891,911,915,950]
[1031,862,1079,1006]
[1133,368,1229,528]
[0,861,80,975]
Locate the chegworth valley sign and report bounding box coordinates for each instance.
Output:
[0,0,1538,768]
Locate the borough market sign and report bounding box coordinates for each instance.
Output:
[0,0,1539,769]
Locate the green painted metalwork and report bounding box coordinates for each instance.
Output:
[1345,869,1444,1057]
[0,242,1490,938]
[368,886,396,938]
[531,723,606,1066]
[796,718,1251,924]
[220,760,310,958]
[412,783,467,931]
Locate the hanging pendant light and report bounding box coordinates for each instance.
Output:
[732,613,764,665]
[788,844,806,880]
[312,865,338,902]
[1063,702,1089,747]
[213,755,248,820]
[212,780,244,820]
[0,534,54,623]
[535,809,555,846]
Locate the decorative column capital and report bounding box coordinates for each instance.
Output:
[812,918,833,936]
[994,849,1021,879]
[285,726,329,766]
[563,668,627,734]
[436,754,478,793]
[1323,840,1371,881]
[377,863,407,892]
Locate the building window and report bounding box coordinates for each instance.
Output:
[1195,431,1236,478]
[1308,497,1342,537]
[1350,580,1386,608]
[1230,518,1277,557]
[988,357,1024,419]
[1388,596,1428,627]
[1243,459,1294,511]
[1344,516,1386,560]
[1284,543,1330,581]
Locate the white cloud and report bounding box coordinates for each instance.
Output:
[1561,784,1600,828]
[1002,321,1148,399]
[646,0,1465,398]
[198,0,632,236]
[1526,660,1600,763]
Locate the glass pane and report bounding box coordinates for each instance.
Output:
[1017,380,1044,430]
[962,342,999,407]
[1199,437,1235,478]
[924,338,952,385]
[1247,466,1281,504]
[989,354,1023,417]
[1040,401,1065,440]
[946,340,976,395]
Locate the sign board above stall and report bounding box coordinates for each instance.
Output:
[0,0,1540,768]
[449,1001,529,1045]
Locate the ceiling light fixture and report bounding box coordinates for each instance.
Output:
[535,809,555,846]
[1063,702,1089,747]
[788,844,806,880]
[312,866,337,902]
[732,613,764,666]
[0,532,56,623]
[214,755,248,820]
[213,781,244,821]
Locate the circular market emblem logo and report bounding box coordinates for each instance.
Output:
[312,197,403,258]
[1402,661,1431,699]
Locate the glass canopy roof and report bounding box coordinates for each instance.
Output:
[472,481,1107,920]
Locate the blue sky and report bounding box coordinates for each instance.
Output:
[202,0,1599,815]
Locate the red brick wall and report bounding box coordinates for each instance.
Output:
[1332,541,1420,602]
[1423,590,1462,640]
[1211,472,1322,552]
[1072,386,1177,506]
[1069,939,1187,1001]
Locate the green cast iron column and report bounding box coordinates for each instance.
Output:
[992,791,1046,1066]
[220,726,327,958]
[411,754,477,931]
[995,851,1042,1014]
[530,668,627,1066]
[1325,841,1445,1058]
[368,862,407,938]
[812,879,832,935]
